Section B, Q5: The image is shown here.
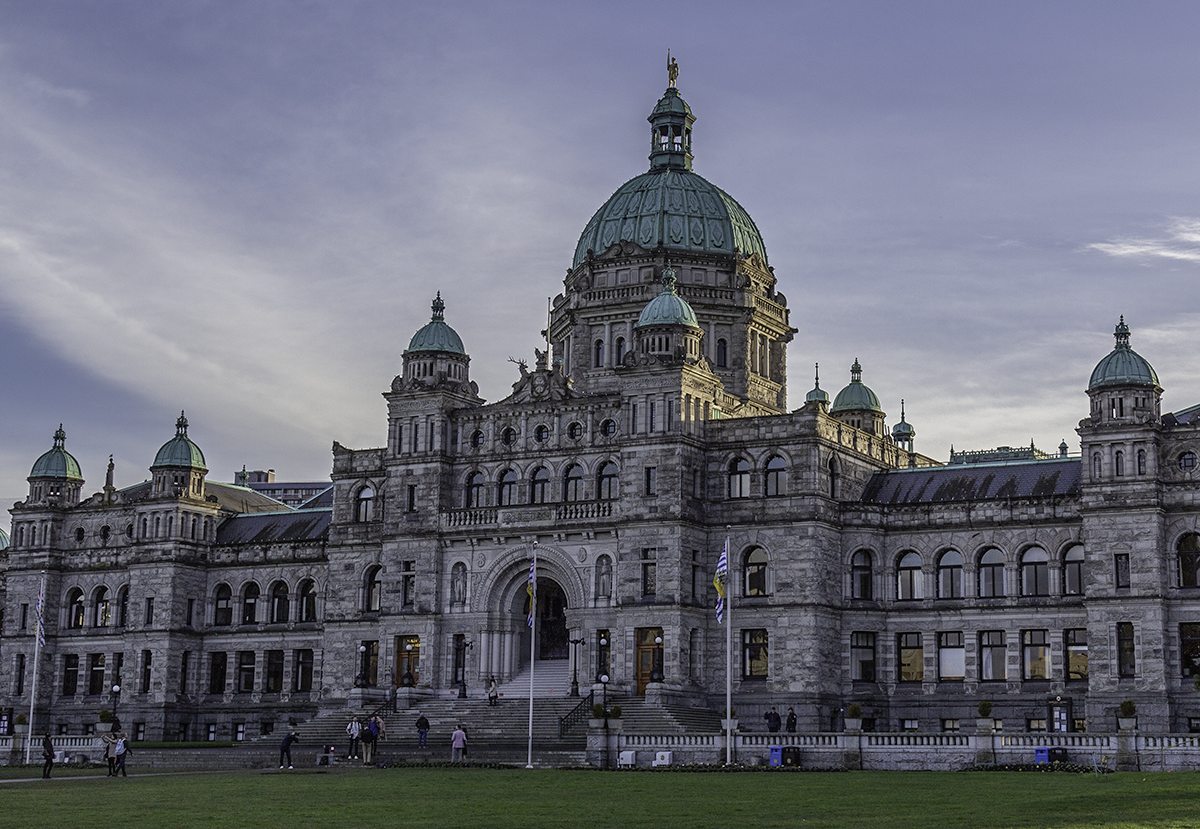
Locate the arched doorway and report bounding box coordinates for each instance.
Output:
[522,578,569,660]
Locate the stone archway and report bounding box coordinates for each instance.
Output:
[536,579,569,660]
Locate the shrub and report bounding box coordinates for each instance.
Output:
[592,703,606,719]
[609,705,622,719]
[847,704,862,718]
[977,701,993,718]
[1119,700,1137,718]
[14,713,27,725]
[98,708,113,723]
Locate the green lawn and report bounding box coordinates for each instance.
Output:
[1,767,1198,829]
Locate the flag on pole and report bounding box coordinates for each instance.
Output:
[35,579,46,647]
[526,554,537,628]
[714,540,728,623]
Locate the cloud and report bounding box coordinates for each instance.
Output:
[1088,218,1200,264]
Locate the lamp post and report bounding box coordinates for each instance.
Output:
[568,636,585,697]
[455,638,473,699]
[110,684,121,731]
[354,644,367,688]
[651,635,664,682]
[600,673,610,770]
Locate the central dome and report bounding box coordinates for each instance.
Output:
[572,86,768,269]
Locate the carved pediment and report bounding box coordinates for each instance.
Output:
[502,366,576,404]
[596,239,653,261]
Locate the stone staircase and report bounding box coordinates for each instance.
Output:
[496,659,572,698]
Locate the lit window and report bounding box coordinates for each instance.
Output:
[1066,629,1088,680]
[742,629,768,680]
[898,632,923,682]
[1022,630,1048,679]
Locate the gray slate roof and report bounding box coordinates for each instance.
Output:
[217,509,331,545]
[860,458,1081,505]
[1163,403,1200,427]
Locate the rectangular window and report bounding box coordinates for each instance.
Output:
[88,653,106,695]
[134,723,145,741]
[1182,624,1200,677]
[1115,554,1130,588]
[901,719,919,732]
[20,603,28,630]
[15,653,26,696]
[180,651,190,694]
[644,466,657,496]
[407,484,417,512]
[207,723,217,741]
[62,654,79,696]
[1022,630,1049,680]
[942,719,961,733]
[742,629,768,680]
[237,651,255,693]
[980,631,1006,681]
[898,633,923,682]
[649,400,657,432]
[938,632,965,681]
[294,649,314,692]
[691,550,702,603]
[209,652,227,695]
[1027,718,1048,733]
[144,597,155,626]
[1117,622,1136,677]
[642,548,657,597]
[631,402,638,433]
[851,632,876,682]
[234,722,245,742]
[264,650,284,693]
[1062,629,1086,680]
[402,561,416,607]
[185,598,195,627]
[140,649,153,693]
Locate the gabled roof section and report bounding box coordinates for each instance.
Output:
[117,480,289,513]
[296,486,333,509]
[860,458,1081,506]
[1163,403,1200,427]
[216,509,331,545]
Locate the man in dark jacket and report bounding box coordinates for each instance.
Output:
[764,707,782,733]
[415,713,430,748]
[279,730,299,769]
[41,733,55,779]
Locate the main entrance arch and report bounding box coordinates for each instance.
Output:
[517,577,570,660]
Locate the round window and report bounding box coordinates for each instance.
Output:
[470,429,485,448]
[567,421,584,440]
[534,425,549,443]
[502,427,517,446]
[600,419,617,437]
[75,527,85,542]
[1182,452,1198,472]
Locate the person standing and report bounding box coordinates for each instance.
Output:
[102,732,117,776]
[114,732,131,777]
[786,708,797,733]
[764,707,782,733]
[279,730,299,769]
[415,712,430,749]
[487,676,499,707]
[360,720,376,764]
[346,716,362,759]
[41,733,55,779]
[450,724,467,763]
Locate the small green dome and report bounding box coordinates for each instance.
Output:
[892,400,915,438]
[405,293,465,355]
[1089,316,1160,391]
[805,364,830,404]
[636,267,700,328]
[153,412,207,469]
[830,359,883,414]
[29,426,83,480]
[0,527,8,551]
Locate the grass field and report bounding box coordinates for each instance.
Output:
[2,767,1199,829]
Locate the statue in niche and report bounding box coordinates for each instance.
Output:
[451,563,467,604]
[596,556,613,599]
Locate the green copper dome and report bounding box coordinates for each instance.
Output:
[30,425,83,480]
[572,86,768,269]
[892,400,915,438]
[0,527,8,551]
[636,267,700,328]
[153,412,207,469]
[405,293,465,355]
[1089,316,1160,391]
[805,364,830,404]
[830,359,883,414]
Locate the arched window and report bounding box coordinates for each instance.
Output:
[594,339,604,368]
[764,456,787,497]
[298,579,318,622]
[563,464,584,502]
[214,584,232,626]
[116,585,129,628]
[828,457,839,499]
[727,458,750,498]
[1063,545,1085,596]
[269,580,289,624]
[716,338,728,368]
[497,469,517,506]
[1178,533,1200,588]
[93,586,111,627]
[1092,452,1102,480]
[851,550,873,599]
[364,565,382,612]
[897,552,923,600]
[597,462,619,500]
[465,472,485,508]
[978,549,1006,597]
[1020,548,1050,596]
[241,583,260,625]
[1115,451,1125,477]
[744,548,768,597]
[937,551,963,599]
[1137,449,1146,475]
[355,485,375,522]
[595,555,613,599]
[66,587,85,629]
[615,337,626,365]
[530,467,549,504]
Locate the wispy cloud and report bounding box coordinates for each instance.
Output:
[1088,218,1200,263]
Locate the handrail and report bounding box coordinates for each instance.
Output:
[558,690,595,737]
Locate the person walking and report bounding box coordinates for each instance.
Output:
[346,716,362,759]
[415,712,430,749]
[41,733,55,779]
[279,729,299,769]
[487,676,499,706]
[114,732,131,777]
[102,732,117,776]
[450,724,467,763]
[786,707,797,733]
[764,707,782,733]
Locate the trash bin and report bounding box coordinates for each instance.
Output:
[781,746,801,767]
[1048,748,1068,763]
[1034,747,1049,764]
[769,746,783,767]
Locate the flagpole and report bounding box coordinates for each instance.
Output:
[526,541,537,769]
[26,572,45,764]
[724,530,732,766]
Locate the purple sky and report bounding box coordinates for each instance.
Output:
[3,1,1199,509]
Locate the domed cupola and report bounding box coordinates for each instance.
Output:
[804,364,830,409]
[633,266,704,363]
[27,425,85,506]
[151,412,208,498]
[830,359,886,436]
[891,399,916,452]
[1087,317,1162,424]
[401,293,471,388]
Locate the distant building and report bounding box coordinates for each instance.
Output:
[3,77,1199,741]
[234,468,331,508]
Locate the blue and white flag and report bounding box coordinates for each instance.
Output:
[35,579,46,647]
[714,541,728,623]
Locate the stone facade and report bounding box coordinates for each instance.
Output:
[3,81,1200,743]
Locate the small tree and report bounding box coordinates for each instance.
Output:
[847,704,862,719]
[1119,700,1137,718]
[977,700,993,718]
[98,708,113,723]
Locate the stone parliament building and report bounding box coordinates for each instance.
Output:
[4,77,1200,743]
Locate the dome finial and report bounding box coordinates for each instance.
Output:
[1114,315,1130,348]
[176,411,189,436]
[850,358,863,383]
[431,292,445,322]
[900,399,907,421]
[53,424,66,448]
[805,362,830,405]
[667,50,679,89]
[661,263,678,293]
